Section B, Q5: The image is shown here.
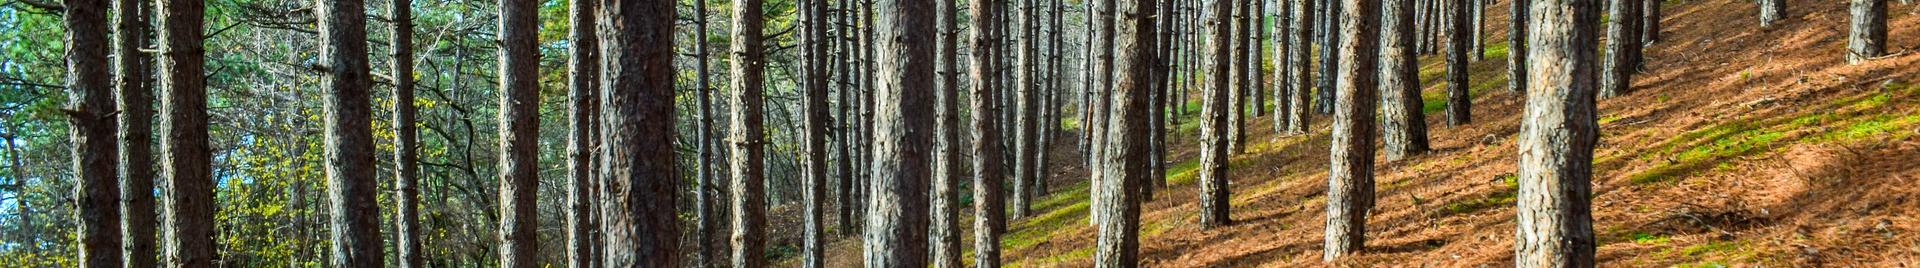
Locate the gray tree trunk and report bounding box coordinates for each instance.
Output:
[1444,0,1472,126]
[1284,0,1314,135]
[497,0,542,265]
[1228,0,1249,153]
[1641,0,1658,43]
[969,0,1008,264]
[1314,0,1339,114]
[1014,0,1042,219]
[930,0,964,264]
[1322,0,1381,261]
[318,0,386,265]
[1381,0,1429,161]
[1199,0,1234,229]
[597,0,682,265]
[802,0,832,265]
[393,0,426,266]
[1089,0,1118,227]
[1758,0,1784,27]
[1096,0,1156,261]
[1508,0,1528,94]
[1846,0,1886,64]
[66,0,124,265]
[834,0,858,239]
[727,0,768,264]
[864,0,936,264]
[1251,0,1267,119]
[1512,0,1599,265]
[1273,0,1292,135]
[1599,0,1642,98]
[113,0,155,264]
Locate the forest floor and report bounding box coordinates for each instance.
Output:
[771,0,1920,266]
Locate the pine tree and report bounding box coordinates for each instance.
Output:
[1846,0,1886,64]
[113,0,156,264]
[726,0,768,264]
[318,0,385,265]
[1599,0,1642,98]
[1513,0,1600,265]
[1380,0,1429,161]
[598,0,682,265]
[968,0,1008,264]
[66,0,124,264]
[1199,0,1234,228]
[1322,0,1381,261]
[392,0,426,266]
[864,0,936,264]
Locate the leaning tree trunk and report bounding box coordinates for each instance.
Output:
[930,0,964,264]
[1322,0,1381,261]
[864,0,936,264]
[1599,0,1641,98]
[159,0,213,264]
[968,0,1008,264]
[113,0,155,265]
[1283,0,1314,135]
[66,0,124,265]
[1444,0,1471,126]
[319,0,386,265]
[1757,0,1784,27]
[392,0,426,266]
[1846,0,1886,64]
[598,0,682,265]
[727,0,768,264]
[1096,0,1156,261]
[1199,0,1234,229]
[1380,0,1429,161]
[497,0,543,265]
[1513,0,1599,266]
[1507,0,1528,94]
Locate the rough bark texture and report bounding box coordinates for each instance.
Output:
[1272,0,1292,135]
[113,0,155,264]
[1758,0,1784,27]
[319,0,386,265]
[1507,0,1528,94]
[802,0,831,265]
[969,0,1007,264]
[158,0,213,264]
[1284,0,1314,135]
[1314,0,1339,114]
[1598,0,1641,98]
[1227,0,1248,153]
[1096,0,1155,261]
[1641,0,1658,43]
[1380,0,1429,161]
[497,0,543,265]
[930,0,964,264]
[597,0,680,265]
[863,0,935,264]
[392,0,426,266]
[1513,0,1599,265]
[1089,0,1118,227]
[1846,0,1886,64]
[727,0,767,264]
[67,0,124,265]
[1443,0,1472,126]
[1014,0,1041,219]
[1199,0,1234,229]
[1322,0,1380,261]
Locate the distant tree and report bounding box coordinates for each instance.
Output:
[800,0,832,265]
[1272,0,1292,135]
[969,0,1008,264]
[1642,0,1659,43]
[113,0,156,265]
[1283,0,1314,135]
[392,0,426,266]
[726,0,768,264]
[1508,0,1528,94]
[1323,0,1381,261]
[1381,0,1429,161]
[598,0,681,265]
[1095,0,1156,260]
[693,0,725,263]
[1599,0,1642,98]
[834,0,859,238]
[318,0,386,265]
[1444,0,1472,126]
[1513,0,1600,265]
[158,0,213,265]
[66,0,124,265]
[1014,0,1042,218]
[1758,0,1784,27]
[864,0,936,264]
[1846,0,1886,64]
[1314,0,1339,115]
[1199,0,1234,228]
[1227,0,1248,154]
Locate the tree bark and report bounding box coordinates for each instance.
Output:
[694,0,727,263]
[1381,0,1429,161]
[496,0,542,265]
[1513,0,1599,265]
[802,0,831,265]
[1227,0,1249,153]
[1096,0,1155,261]
[67,0,124,264]
[113,0,155,264]
[1641,0,1658,43]
[318,0,385,265]
[1089,0,1118,227]
[1507,0,1528,94]
[1444,0,1471,126]
[1598,0,1641,98]
[1014,0,1042,219]
[1322,0,1380,261]
[158,0,211,265]
[1284,0,1314,135]
[835,0,860,239]
[1272,0,1292,135]
[392,0,426,266]
[1758,0,1784,27]
[1846,0,1886,64]
[930,0,964,264]
[1471,0,1485,61]
[969,0,1007,264]
[1314,0,1339,114]
[598,0,680,265]
[1199,0,1234,229]
[864,0,936,264]
[727,0,767,264]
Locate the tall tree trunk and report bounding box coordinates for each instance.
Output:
[1598,0,1641,98]
[113,0,155,264]
[1381,0,1429,161]
[1313,0,1338,114]
[1199,0,1234,229]
[1513,0,1599,265]
[1444,0,1471,126]
[598,0,680,265]
[1846,0,1886,64]
[864,0,935,264]
[66,0,124,264]
[1227,0,1248,153]
[727,0,768,264]
[1471,0,1485,61]
[802,0,832,265]
[969,0,1007,264]
[319,0,385,265]
[1272,0,1291,134]
[1508,0,1528,94]
[1757,0,1784,27]
[392,0,426,266]
[1283,0,1313,135]
[1096,0,1156,261]
[694,0,728,263]
[1251,0,1267,119]
[497,0,542,265]
[835,0,860,238]
[1322,0,1380,261]
[1014,0,1042,219]
[1089,0,1119,227]
[4,134,34,256]
[1041,0,1065,195]
[930,0,964,264]
[1641,0,1658,43]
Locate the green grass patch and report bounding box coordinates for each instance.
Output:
[1629,232,1671,245]
[1165,158,1203,186]
[1599,114,1625,125]
[1438,179,1517,217]
[1483,41,1512,60]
